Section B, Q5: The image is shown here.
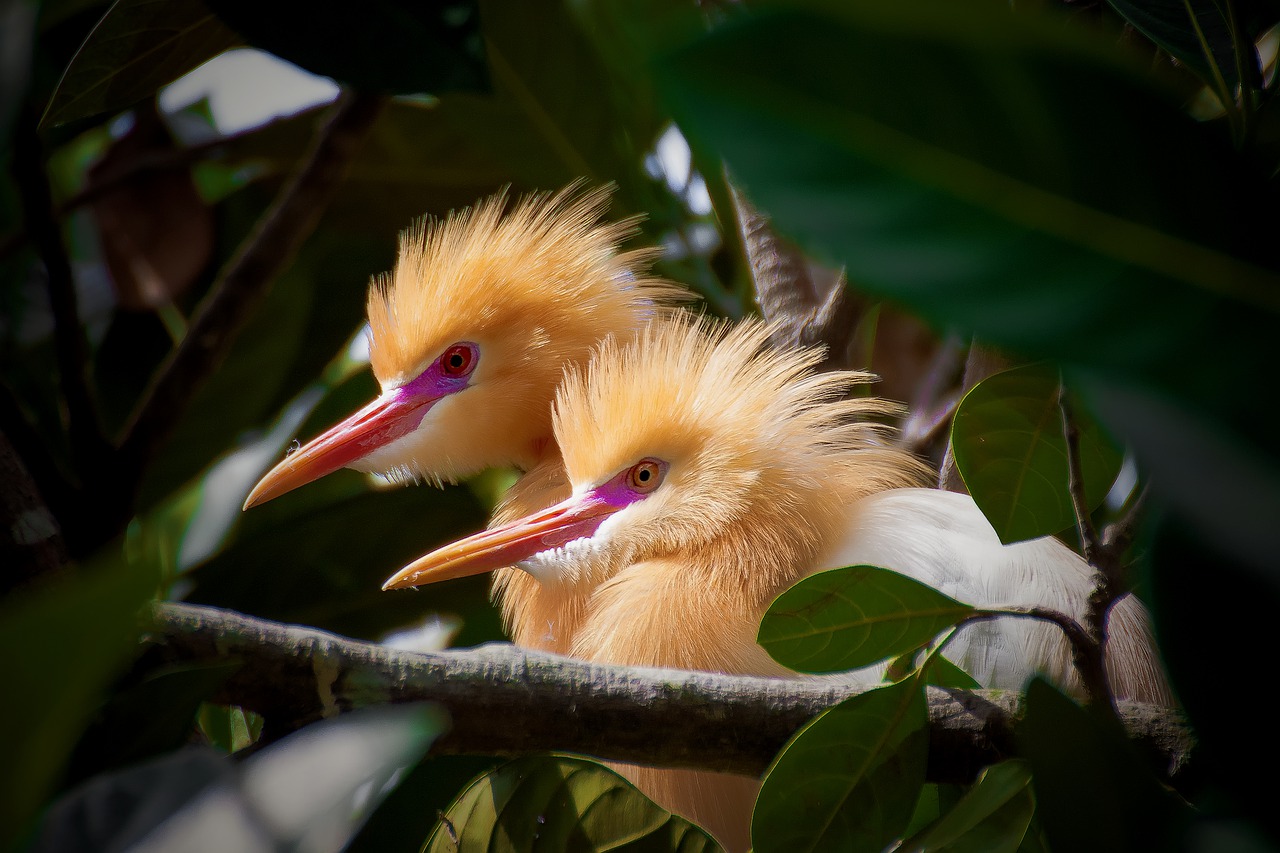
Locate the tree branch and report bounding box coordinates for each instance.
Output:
[100,91,384,544]
[142,603,1194,785]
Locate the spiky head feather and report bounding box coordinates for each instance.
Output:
[547,316,931,600]
[359,183,689,481]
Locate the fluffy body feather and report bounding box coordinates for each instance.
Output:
[358,183,687,483]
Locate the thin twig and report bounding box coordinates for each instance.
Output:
[101,91,385,543]
[10,101,110,477]
[1058,382,1102,566]
[141,602,1194,782]
[970,606,1110,708]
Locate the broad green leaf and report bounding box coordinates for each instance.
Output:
[42,0,242,127]
[653,1,1280,574]
[204,0,487,95]
[898,760,1035,853]
[0,554,155,848]
[1018,679,1191,851]
[951,364,1123,544]
[424,755,719,852]
[759,565,975,673]
[1105,0,1248,90]
[912,654,982,691]
[752,675,929,853]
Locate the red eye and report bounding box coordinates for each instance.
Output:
[627,459,664,494]
[440,344,475,377]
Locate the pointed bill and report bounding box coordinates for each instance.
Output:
[243,391,436,510]
[382,494,620,590]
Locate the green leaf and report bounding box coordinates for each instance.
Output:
[898,760,1035,853]
[424,755,720,852]
[0,554,155,848]
[42,0,242,127]
[951,364,1123,544]
[752,675,929,853]
[653,1,1280,573]
[203,0,487,95]
[1018,679,1191,851]
[759,565,975,673]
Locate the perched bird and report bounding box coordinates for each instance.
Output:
[243,183,687,533]
[383,317,1171,850]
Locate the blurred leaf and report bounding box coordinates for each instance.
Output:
[1147,515,1280,841]
[41,0,242,128]
[1018,679,1190,851]
[204,0,487,95]
[31,746,233,853]
[898,759,1035,853]
[424,755,719,852]
[187,479,495,642]
[654,1,1280,572]
[759,565,975,674]
[0,554,155,849]
[129,704,444,853]
[752,675,929,853]
[951,364,1122,544]
[1105,0,1247,90]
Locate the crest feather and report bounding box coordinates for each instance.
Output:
[554,315,926,498]
[366,183,689,385]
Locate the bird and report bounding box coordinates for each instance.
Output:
[381,316,1172,851]
[242,183,688,537]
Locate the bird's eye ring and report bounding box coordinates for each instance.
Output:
[440,343,476,377]
[627,459,665,494]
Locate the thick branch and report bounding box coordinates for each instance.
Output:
[106,91,384,537]
[142,603,1193,785]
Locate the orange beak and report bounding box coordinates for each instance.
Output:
[243,390,439,510]
[382,492,622,590]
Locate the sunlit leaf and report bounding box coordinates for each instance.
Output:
[759,565,975,673]
[951,364,1122,544]
[424,755,719,852]
[1018,679,1191,851]
[42,0,241,127]
[898,759,1035,853]
[0,554,155,848]
[752,675,929,853]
